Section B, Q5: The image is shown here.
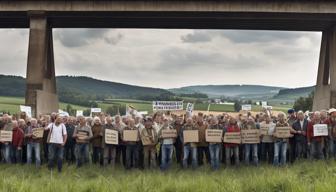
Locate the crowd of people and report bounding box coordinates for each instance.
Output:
[0,107,335,172]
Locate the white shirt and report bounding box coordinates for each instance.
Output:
[300,120,304,130]
[47,123,67,144]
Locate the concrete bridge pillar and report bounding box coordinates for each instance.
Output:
[25,12,58,117]
[313,27,336,111]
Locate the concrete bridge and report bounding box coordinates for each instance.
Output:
[0,0,335,116]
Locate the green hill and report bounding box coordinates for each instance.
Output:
[170,85,283,99]
[272,86,315,101]
[0,75,171,106]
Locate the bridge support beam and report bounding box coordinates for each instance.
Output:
[25,12,58,117]
[313,27,336,111]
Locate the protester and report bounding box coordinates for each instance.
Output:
[292,111,308,160]
[207,116,222,170]
[158,117,175,170]
[260,114,275,164]
[46,115,67,172]
[102,116,119,167]
[240,116,259,166]
[91,117,103,165]
[181,117,198,169]
[73,116,92,167]
[64,116,76,164]
[141,117,158,169]
[195,113,209,166]
[25,118,42,167]
[307,111,325,160]
[12,120,24,164]
[122,119,140,169]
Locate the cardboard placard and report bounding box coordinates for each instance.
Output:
[183,130,199,143]
[274,127,291,138]
[0,130,12,142]
[241,129,260,144]
[32,128,44,138]
[206,129,223,142]
[123,130,139,142]
[241,104,252,111]
[313,124,328,137]
[259,124,270,135]
[161,129,177,139]
[105,129,118,145]
[223,132,241,144]
[76,131,88,143]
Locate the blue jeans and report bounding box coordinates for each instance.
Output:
[310,140,324,160]
[160,144,174,170]
[3,143,12,164]
[273,141,287,166]
[328,138,336,159]
[75,143,89,167]
[126,144,139,169]
[209,143,221,170]
[48,143,64,172]
[182,144,197,169]
[244,144,258,165]
[27,142,41,167]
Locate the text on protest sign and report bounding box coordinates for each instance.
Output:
[241,105,252,111]
[161,129,177,139]
[32,128,44,138]
[274,127,291,138]
[76,110,83,117]
[259,124,270,135]
[0,130,12,142]
[186,103,194,113]
[105,129,118,145]
[183,130,199,143]
[123,130,139,142]
[152,101,183,111]
[313,124,328,137]
[241,129,260,144]
[223,132,241,144]
[91,108,101,113]
[206,129,223,143]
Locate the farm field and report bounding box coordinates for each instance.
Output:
[0,96,291,115]
[0,161,334,191]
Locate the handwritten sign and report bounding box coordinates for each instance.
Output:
[161,129,177,139]
[183,130,199,143]
[313,124,328,137]
[20,105,32,118]
[260,124,270,135]
[241,104,252,111]
[206,129,223,143]
[105,129,118,145]
[76,110,83,117]
[32,128,44,138]
[223,132,241,144]
[152,101,183,111]
[274,127,291,138]
[123,130,139,142]
[241,129,260,144]
[0,130,12,142]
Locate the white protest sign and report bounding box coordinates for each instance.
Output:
[313,124,328,137]
[241,104,252,111]
[20,105,32,118]
[76,110,83,117]
[261,101,267,107]
[91,108,101,113]
[152,101,183,111]
[58,109,69,117]
[138,111,148,115]
[186,103,194,113]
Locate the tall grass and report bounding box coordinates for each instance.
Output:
[0,160,334,192]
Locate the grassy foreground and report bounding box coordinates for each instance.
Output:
[0,161,335,192]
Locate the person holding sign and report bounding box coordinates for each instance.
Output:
[273,112,296,166]
[158,117,176,171]
[207,116,222,170]
[1,114,13,163]
[240,116,259,166]
[102,116,119,168]
[122,119,140,169]
[224,117,240,166]
[260,114,275,164]
[195,113,209,167]
[181,117,198,169]
[307,111,326,160]
[25,118,42,167]
[46,115,67,172]
[140,117,158,169]
[73,116,93,168]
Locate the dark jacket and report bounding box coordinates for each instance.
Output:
[292,119,308,142]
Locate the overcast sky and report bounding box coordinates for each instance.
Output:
[0,29,321,89]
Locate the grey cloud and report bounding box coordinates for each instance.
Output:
[54,29,110,47]
[104,33,123,45]
[181,30,310,44]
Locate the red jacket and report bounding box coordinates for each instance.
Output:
[224,124,240,147]
[12,127,24,148]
